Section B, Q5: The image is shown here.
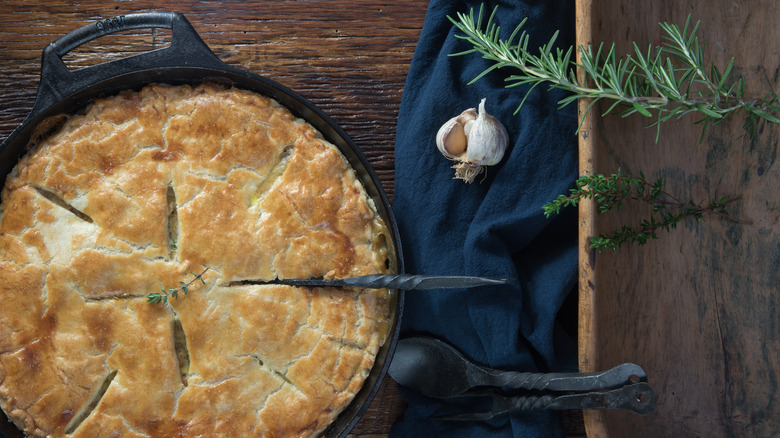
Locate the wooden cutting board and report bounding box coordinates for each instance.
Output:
[577,0,780,436]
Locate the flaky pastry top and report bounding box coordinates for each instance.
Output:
[0,83,394,437]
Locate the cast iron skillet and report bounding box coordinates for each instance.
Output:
[0,12,404,438]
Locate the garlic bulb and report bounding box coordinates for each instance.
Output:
[436,98,509,183]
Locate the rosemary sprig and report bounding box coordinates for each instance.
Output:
[543,170,738,251]
[448,5,780,141]
[146,268,209,304]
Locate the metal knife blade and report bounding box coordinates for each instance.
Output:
[264,274,513,290]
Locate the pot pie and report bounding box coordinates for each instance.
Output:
[0,83,395,437]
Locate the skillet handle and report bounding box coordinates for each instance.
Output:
[32,12,225,115]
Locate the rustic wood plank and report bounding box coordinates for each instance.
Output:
[574,0,600,434]
[578,1,780,437]
[349,378,407,436]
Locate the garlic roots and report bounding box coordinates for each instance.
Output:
[436,98,509,183]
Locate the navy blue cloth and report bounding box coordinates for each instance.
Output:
[390,1,578,437]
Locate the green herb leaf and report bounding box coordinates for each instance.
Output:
[146,268,210,305]
[542,169,739,251]
[448,6,780,142]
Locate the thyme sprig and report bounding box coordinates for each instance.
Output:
[448,5,780,141]
[543,170,738,251]
[146,268,209,305]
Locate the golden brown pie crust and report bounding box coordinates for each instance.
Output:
[0,83,394,437]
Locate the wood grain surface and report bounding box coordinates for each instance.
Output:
[0,0,428,436]
[578,1,780,437]
[0,0,432,202]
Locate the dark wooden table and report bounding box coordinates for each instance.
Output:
[0,0,429,436]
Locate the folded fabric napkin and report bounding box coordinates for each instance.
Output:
[390,0,578,436]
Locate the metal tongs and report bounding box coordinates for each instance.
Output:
[389,337,656,420]
[434,378,654,421]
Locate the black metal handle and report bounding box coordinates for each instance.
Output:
[32,12,225,115]
[50,13,177,56]
[435,382,656,421]
[491,362,647,393]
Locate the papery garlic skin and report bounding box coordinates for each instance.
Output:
[464,99,508,166]
[435,98,509,183]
